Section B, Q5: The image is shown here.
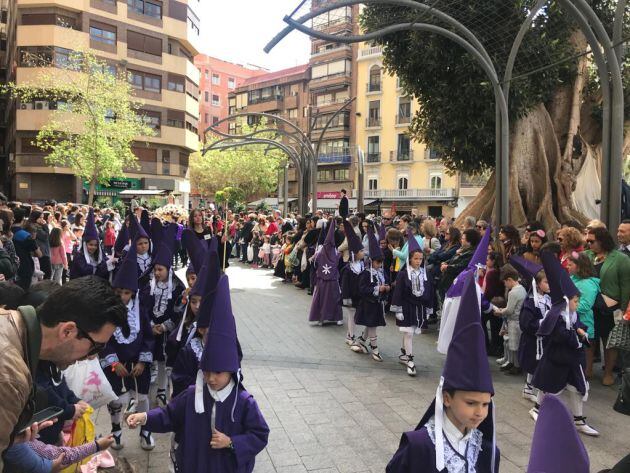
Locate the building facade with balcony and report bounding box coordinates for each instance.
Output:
[309,0,359,194]
[355,43,463,218]
[3,0,201,204]
[228,64,311,199]
[194,54,265,139]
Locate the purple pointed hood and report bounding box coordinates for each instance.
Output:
[538,250,579,336]
[208,233,218,254]
[153,241,173,269]
[181,229,206,274]
[378,222,386,243]
[150,218,163,257]
[114,222,129,255]
[468,225,492,269]
[316,218,339,281]
[83,208,99,242]
[509,255,543,283]
[164,223,179,255]
[406,228,422,254]
[317,221,327,246]
[140,209,151,239]
[367,225,383,260]
[129,214,149,243]
[192,250,221,329]
[343,219,363,257]
[527,394,589,473]
[112,244,138,292]
[199,275,240,373]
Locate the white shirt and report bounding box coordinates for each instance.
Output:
[208,379,235,403]
[442,410,473,458]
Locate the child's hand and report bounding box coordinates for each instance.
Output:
[210,429,232,449]
[577,328,587,339]
[127,413,147,429]
[153,324,164,335]
[114,363,130,378]
[130,362,145,377]
[51,453,66,473]
[384,285,390,293]
[73,401,89,419]
[379,285,387,293]
[96,434,115,451]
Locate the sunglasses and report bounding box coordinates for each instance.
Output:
[77,326,106,357]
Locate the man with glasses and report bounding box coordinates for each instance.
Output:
[0,276,127,467]
[618,219,630,257]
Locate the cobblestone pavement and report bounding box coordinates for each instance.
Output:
[94,262,627,472]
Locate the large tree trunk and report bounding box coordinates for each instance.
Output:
[88,177,96,206]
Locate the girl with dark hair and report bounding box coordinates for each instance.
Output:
[499,225,521,260]
[48,227,67,285]
[523,229,548,265]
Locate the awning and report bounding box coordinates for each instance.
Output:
[315,198,375,211]
[119,189,168,197]
[94,190,119,197]
[247,197,298,208]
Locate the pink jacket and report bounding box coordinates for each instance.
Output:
[50,245,68,267]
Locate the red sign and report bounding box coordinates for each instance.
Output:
[317,192,342,199]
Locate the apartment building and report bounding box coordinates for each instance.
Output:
[195,54,265,139]
[355,43,483,218]
[4,0,201,204]
[309,0,360,197]
[228,64,311,199]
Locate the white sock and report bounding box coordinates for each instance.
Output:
[526,373,534,384]
[403,333,413,356]
[565,387,584,418]
[137,393,150,414]
[155,361,167,392]
[346,308,356,338]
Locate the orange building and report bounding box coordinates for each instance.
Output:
[194,55,265,138]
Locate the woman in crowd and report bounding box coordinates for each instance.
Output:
[522,229,547,265]
[189,209,212,240]
[498,224,521,260]
[558,226,585,270]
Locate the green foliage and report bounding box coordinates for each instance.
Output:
[4,50,154,204]
[191,120,285,200]
[360,0,621,175]
[215,186,245,209]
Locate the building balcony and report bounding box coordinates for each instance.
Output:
[318,148,352,165]
[366,152,381,163]
[396,114,411,125]
[248,95,284,106]
[390,150,414,162]
[358,45,383,60]
[17,24,88,50]
[16,109,81,133]
[311,44,352,59]
[163,53,200,85]
[16,154,72,173]
[352,188,456,200]
[366,117,381,128]
[366,82,382,93]
[312,16,353,32]
[150,126,199,152]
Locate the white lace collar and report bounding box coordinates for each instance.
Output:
[113,293,140,344]
[349,260,364,275]
[427,415,483,473]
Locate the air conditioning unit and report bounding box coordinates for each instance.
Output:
[34,101,47,110]
[20,103,27,110]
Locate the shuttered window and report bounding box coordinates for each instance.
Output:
[127,30,162,56]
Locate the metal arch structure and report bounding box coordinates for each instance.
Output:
[265,0,626,231]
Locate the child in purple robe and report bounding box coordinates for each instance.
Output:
[100,245,156,451]
[340,219,365,345]
[140,241,184,407]
[351,225,390,362]
[69,208,109,280]
[127,275,269,473]
[530,251,599,437]
[391,228,433,376]
[387,272,500,473]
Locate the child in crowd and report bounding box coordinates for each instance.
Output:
[69,208,109,280]
[128,215,153,278]
[104,221,116,255]
[351,225,389,362]
[101,245,155,451]
[127,276,269,473]
[481,251,505,357]
[340,219,365,345]
[391,228,433,376]
[386,273,500,472]
[493,264,527,375]
[509,256,550,403]
[531,251,599,436]
[48,227,67,285]
[282,234,295,282]
[141,242,184,407]
[261,235,272,268]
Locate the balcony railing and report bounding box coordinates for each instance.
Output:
[318,147,352,165]
[248,95,283,105]
[359,45,383,58]
[396,114,411,125]
[366,152,381,163]
[366,81,381,93]
[366,117,381,128]
[312,16,353,32]
[390,150,414,161]
[352,188,456,200]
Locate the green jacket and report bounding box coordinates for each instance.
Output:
[584,249,630,311]
[570,275,600,338]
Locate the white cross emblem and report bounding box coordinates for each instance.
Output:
[322,264,332,275]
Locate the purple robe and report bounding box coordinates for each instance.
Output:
[308,247,342,323]
[391,270,434,330]
[518,296,544,375]
[145,385,269,473]
[354,269,388,327]
[171,337,204,398]
[100,301,154,366]
[69,250,109,280]
[140,281,185,362]
[386,426,499,473]
[340,263,363,308]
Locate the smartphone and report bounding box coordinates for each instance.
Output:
[18,407,64,434]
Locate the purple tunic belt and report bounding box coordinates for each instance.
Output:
[145,385,270,473]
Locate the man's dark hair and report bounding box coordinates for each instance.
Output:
[13,207,26,225]
[500,264,520,282]
[37,276,128,335]
[463,228,481,247]
[540,241,561,256]
[621,219,630,225]
[0,282,26,310]
[340,189,347,195]
[589,226,616,253]
[21,280,61,308]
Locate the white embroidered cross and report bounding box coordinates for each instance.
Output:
[322,264,332,275]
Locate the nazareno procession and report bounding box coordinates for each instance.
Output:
[0,197,629,473]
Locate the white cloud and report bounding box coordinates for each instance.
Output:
[195,0,311,71]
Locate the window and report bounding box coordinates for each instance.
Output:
[228,77,236,89]
[426,148,441,159]
[289,83,299,96]
[204,113,209,123]
[334,169,349,181]
[288,108,298,120]
[368,178,378,190]
[212,74,220,85]
[127,30,162,56]
[398,177,409,190]
[204,91,209,102]
[367,100,380,127]
[212,94,220,106]
[90,25,116,45]
[430,175,442,189]
[398,96,411,124]
[368,65,381,92]
[140,110,161,130]
[167,74,185,93]
[128,0,162,18]
[128,70,161,93]
[367,136,380,162]
[212,116,219,125]
[397,134,411,161]
[204,69,209,79]
[311,59,351,79]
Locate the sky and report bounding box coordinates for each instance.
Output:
[196,1,311,72]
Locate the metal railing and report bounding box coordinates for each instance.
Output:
[390,149,413,161]
[352,188,455,199]
[366,81,381,92]
[366,117,381,128]
[396,114,411,124]
[359,45,383,58]
[366,152,381,163]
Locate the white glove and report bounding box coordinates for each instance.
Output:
[395,312,405,321]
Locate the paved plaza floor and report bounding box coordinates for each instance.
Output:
[94,262,628,472]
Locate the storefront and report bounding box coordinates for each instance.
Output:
[82,178,142,203]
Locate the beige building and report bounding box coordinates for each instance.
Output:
[3,0,201,204]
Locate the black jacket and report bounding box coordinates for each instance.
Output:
[339,196,349,218]
[241,220,255,243]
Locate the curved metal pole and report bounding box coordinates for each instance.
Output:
[612,0,627,64]
[284,16,510,224]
